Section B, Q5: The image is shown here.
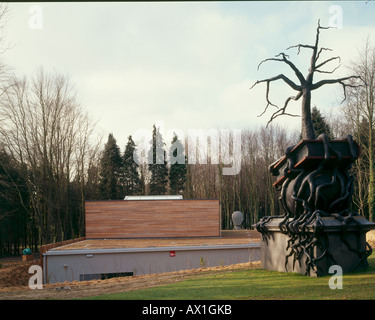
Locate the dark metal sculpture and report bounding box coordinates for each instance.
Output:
[251,20,375,276]
[255,134,373,275]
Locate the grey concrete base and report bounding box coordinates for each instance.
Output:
[259,216,375,277]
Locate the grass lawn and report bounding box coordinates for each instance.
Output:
[81,254,375,300]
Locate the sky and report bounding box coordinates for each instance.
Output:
[3,1,375,150]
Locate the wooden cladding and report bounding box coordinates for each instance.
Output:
[85,199,220,239]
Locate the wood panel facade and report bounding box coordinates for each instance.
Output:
[85,199,220,239]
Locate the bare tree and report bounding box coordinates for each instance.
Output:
[342,41,375,221]
[251,20,362,140]
[183,125,295,229]
[0,68,98,243]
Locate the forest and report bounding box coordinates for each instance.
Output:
[0,10,375,256]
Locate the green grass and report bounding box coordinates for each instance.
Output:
[80,254,375,300]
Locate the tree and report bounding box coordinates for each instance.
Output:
[299,106,334,140]
[122,135,142,196]
[0,148,30,255]
[349,117,370,218]
[344,41,375,221]
[0,68,98,243]
[168,133,187,195]
[311,106,334,139]
[251,20,362,140]
[148,124,168,195]
[183,125,295,229]
[84,157,101,200]
[73,119,102,235]
[99,133,123,199]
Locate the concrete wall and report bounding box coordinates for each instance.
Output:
[44,244,260,284]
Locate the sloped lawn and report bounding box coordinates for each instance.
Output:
[82,254,375,300]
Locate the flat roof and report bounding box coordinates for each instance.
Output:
[48,230,260,252]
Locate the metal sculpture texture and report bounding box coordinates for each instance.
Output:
[255,134,373,275]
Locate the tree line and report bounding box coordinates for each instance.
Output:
[96,124,187,200]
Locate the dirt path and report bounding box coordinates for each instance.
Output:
[0,261,261,300]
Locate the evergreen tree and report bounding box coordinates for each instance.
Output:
[169,133,187,195]
[85,162,101,200]
[148,124,169,195]
[299,106,334,140]
[122,135,142,196]
[99,133,123,199]
[0,149,29,255]
[311,106,334,139]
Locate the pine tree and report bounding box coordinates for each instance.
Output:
[122,135,142,196]
[99,133,123,199]
[311,106,334,139]
[169,133,187,195]
[299,106,334,140]
[148,124,169,195]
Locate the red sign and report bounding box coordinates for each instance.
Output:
[170,251,176,257]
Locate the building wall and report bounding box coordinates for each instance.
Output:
[85,199,220,238]
[44,244,260,284]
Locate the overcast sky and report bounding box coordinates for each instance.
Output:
[3,1,375,149]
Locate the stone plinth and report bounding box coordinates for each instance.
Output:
[259,216,375,277]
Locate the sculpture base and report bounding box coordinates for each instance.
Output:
[259,216,375,277]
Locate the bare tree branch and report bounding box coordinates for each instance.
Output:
[276,53,306,85]
[315,56,341,70]
[257,52,306,86]
[316,47,333,63]
[310,20,335,69]
[251,72,304,119]
[250,74,301,92]
[312,75,363,90]
[265,91,302,126]
[256,81,278,118]
[313,75,364,103]
[286,44,315,55]
[250,19,358,140]
[314,64,341,74]
[257,57,284,70]
[317,20,333,31]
